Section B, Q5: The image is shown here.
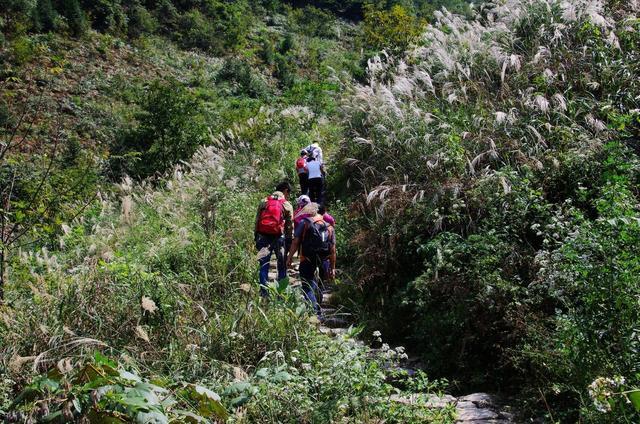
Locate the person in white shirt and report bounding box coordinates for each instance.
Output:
[304,143,323,165]
[305,156,324,204]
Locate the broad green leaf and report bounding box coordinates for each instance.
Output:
[255,368,269,379]
[277,277,290,293]
[628,390,640,411]
[120,370,142,383]
[230,395,252,407]
[270,371,292,383]
[172,410,208,423]
[40,411,63,423]
[94,351,118,368]
[223,381,253,396]
[193,385,221,402]
[182,384,228,420]
[136,410,169,424]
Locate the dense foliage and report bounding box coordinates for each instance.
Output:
[336,0,640,420]
[0,1,468,422]
[4,0,636,421]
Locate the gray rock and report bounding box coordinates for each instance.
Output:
[459,393,496,405]
[389,394,457,408]
[456,401,500,421]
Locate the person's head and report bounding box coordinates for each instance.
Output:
[300,149,307,157]
[318,205,326,215]
[297,195,310,207]
[311,142,319,148]
[276,181,292,198]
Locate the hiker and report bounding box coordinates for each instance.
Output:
[304,142,323,164]
[294,195,314,226]
[317,204,335,287]
[318,204,335,227]
[287,202,336,317]
[255,181,294,296]
[296,150,309,195]
[306,155,324,205]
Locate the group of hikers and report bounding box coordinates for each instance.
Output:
[254,143,335,318]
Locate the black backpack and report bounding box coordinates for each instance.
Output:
[301,217,332,258]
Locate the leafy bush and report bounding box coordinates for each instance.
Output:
[175,9,221,53]
[84,0,126,34]
[8,353,228,422]
[290,5,336,38]
[127,2,157,38]
[174,1,251,54]
[60,0,87,37]
[217,57,269,98]
[362,4,425,53]
[33,0,57,32]
[336,0,640,419]
[109,79,208,179]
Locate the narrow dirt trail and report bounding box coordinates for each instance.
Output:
[267,257,517,422]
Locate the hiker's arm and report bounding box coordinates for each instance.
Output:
[320,164,326,176]
[284,202,294,240]
[287,238,300,267]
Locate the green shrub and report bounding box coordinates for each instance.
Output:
[336,0,640,420]
[127,3,157,38]
[109,79,208,179]
[153,0,179,32]
[33,0,57,32]
[275,52,296,88]
[10,35,36,63]
[217,57,269,98]
[362,4,425,53]
[60,0,87,37]
[9,354,229,422]
[291,5,336,38]
[176,9,221,53]
[85,0,126,34]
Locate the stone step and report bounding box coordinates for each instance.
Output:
[390,393,457,409]
[321,317,350,329]
[322,292,336,305]
[455,393,515,423]
[318,326,349,337]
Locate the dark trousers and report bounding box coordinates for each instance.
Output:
[308,177,323,204]
[256,234,286,296]
[298,173,309,195]
[299,256,326,316]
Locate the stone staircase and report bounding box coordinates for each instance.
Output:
[268,258,516,423]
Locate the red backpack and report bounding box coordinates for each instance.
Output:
[257,197,286,235]
[296,157,306,171]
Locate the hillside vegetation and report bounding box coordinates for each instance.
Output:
[2,0,640,422]
[0,1,460,422]
[336,0,640,421]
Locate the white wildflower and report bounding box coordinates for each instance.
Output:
[534,95,550,113]
[552,93,567,112]
[606,31,620,50]
[585,114,607,132]
[141,296,158,314]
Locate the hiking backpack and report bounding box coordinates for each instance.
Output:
[257,197,285,235]
[296,157,306,172]
[301,217,333,258]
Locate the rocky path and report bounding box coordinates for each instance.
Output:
[269,259,516,423]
